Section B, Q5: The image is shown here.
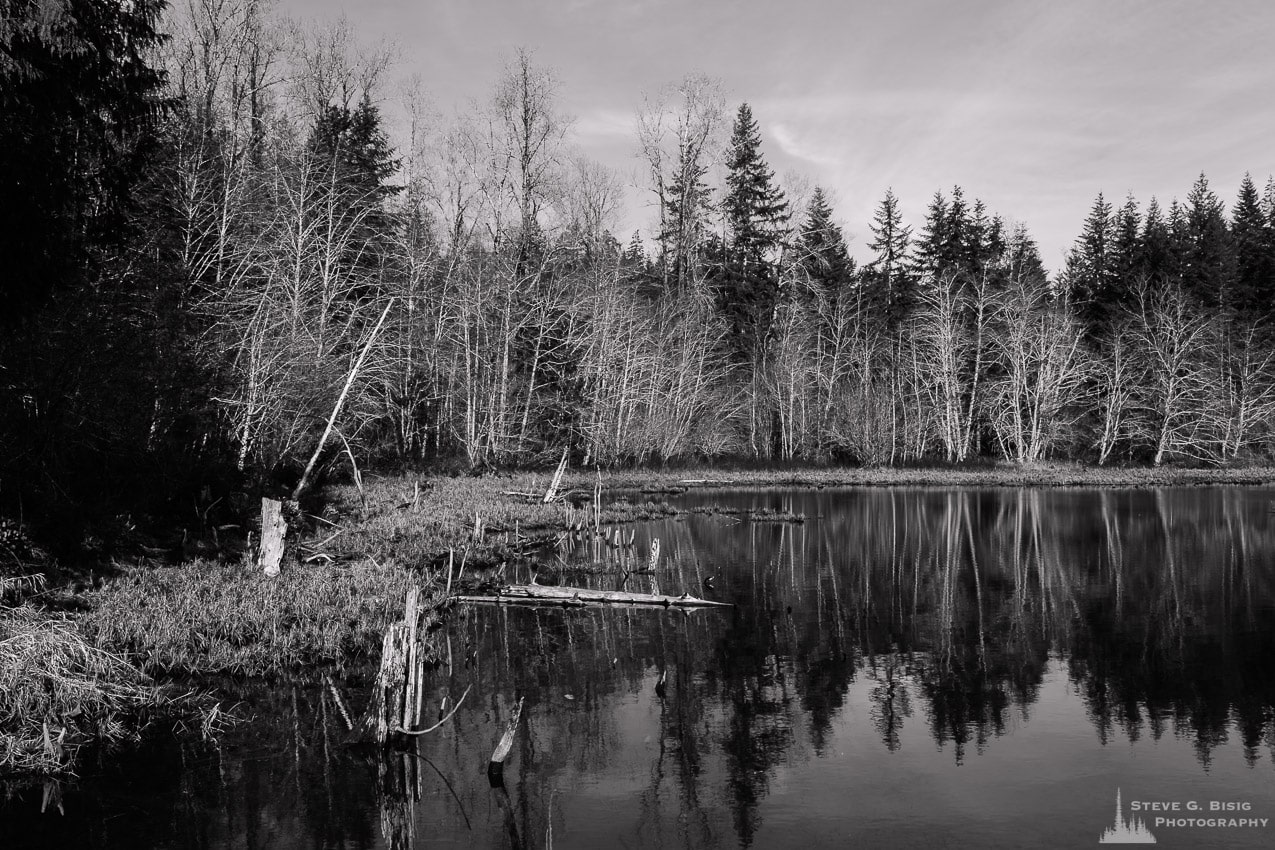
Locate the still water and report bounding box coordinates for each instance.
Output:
[8,487,1275,849]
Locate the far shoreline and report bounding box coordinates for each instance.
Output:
[539,463,1275,494]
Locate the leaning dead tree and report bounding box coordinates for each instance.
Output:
[258,298,394,576]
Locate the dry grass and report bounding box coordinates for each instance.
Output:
[0,606,166,775]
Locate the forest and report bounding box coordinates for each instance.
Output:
[4,0,1275,543]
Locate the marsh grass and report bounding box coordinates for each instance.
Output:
[82,560,421,675]
[323,475,679,568]
[688,505,807,522]
[0,606,167,775]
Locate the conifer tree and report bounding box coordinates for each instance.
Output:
[717,103,789,358]
[1166,198,1191,285]
[306,94,401,274]
[1183,173,1232,309]
[943,186,971,274]
[659,146,713,288]
[968,199,1003,270]
[1,0,169,321]
[798,187,854,295]
[1065,192,1116,333]
[1139,197,1173,286]
[722,103,789,265]
[1230,174,1270,316]
[865,188,913,327]
[913,191,949,279]
[1111,194,1142,292]
[1004,223,1046,284]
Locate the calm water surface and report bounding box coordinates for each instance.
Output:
[8,486,1275,849]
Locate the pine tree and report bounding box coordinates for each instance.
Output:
[1183,173,1231,309]
[1065,192,1116,333]
[1,0,168,322]
[1230,174,1270,315]
[1139,197,1173,286]
[722,103,789,266]
[1005,223,1046,284]
[968,199,1003,270]
[658,146,713,289]
[865,188,913,327]
[306,94,401,273]
[717,103,789,358]
[943,186,971,273]
[1111,194,1142,292]
[1166,197,1191,285]
[913,191,949,278]
[798,187,854,295]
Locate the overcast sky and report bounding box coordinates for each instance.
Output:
[278,0,1275,272]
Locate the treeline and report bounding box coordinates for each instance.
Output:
[3,1,1275,534]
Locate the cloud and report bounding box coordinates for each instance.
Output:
[573,107,633,140]
[769,122,841,169]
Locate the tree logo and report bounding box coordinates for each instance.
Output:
[1100,788,1157,844]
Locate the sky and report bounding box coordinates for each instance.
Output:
[277,0,1275,273]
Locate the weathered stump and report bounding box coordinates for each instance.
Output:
[258,497,288,577]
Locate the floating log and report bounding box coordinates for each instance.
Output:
[455,584,730,608]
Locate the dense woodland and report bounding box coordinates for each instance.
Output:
[4,0,1275,538]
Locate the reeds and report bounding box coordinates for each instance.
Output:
[82,559,416,675]
[0,606,165,774]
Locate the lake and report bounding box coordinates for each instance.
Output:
[7,486,1275,848]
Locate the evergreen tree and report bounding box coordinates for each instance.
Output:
[1064,192,1116,333]
[1111,194,1142,292]
[623,230,648,268]
[722,103,789,264]
[658,145,713,289]
[0,0,169,322]
[1183,173,1231,309]
[865,188,913,327]
[717,103,789,358]
[305,94,401,276]
[943,186,971,274]
[1230,174,1271,315]
[913,191,949,279]
[798,187,854,295]
[1005,223,1047,285]
[913,186,986,280]
[307,95,400,204]
[1139,197,1173,286]
[968,199,1003,270]
[1166,197,1191,285]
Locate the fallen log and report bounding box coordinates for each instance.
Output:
[455,584,730,608]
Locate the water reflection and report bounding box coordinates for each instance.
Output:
[6,487,1275,849]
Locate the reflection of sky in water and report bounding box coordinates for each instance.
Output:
[6,487,1275,849]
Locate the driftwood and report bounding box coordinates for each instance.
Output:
[455,584,730,608]
[489,696,524,766]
